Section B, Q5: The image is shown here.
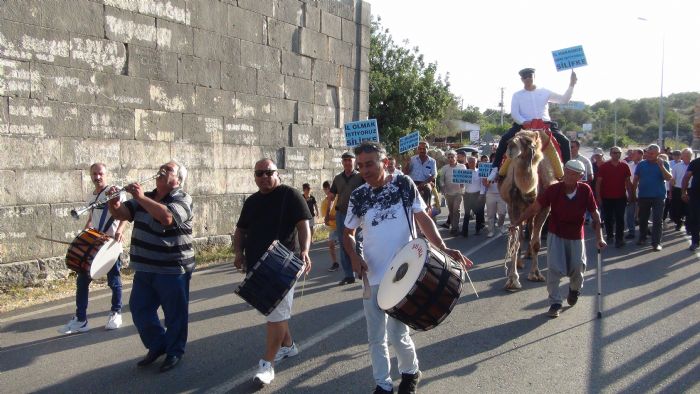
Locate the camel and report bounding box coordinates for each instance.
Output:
[499,129,561,291]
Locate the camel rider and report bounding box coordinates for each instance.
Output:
[490,68,577,181]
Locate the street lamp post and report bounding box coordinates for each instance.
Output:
[638,17,665,149]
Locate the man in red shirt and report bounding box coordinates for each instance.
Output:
[595,146,633,248]
[516,160,606,317]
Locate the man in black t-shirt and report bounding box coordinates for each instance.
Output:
[681,157,700,250]
[232,158,312,388]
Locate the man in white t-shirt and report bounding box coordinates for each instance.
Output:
[343,141,472,394]
[58,163,127,335]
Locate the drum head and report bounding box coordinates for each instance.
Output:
[89,240,122,279]
[377,239,429,311]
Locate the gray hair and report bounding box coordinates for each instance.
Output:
[646,144,660,153]
[169,160,188,187]
[681,148,693,156]
[353,141,387,160]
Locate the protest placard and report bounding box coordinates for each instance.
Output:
[399,131,420,153]
[478,163,493,178]
[344,119,379,147]
[552,45,587,72]
[451,169,472,184]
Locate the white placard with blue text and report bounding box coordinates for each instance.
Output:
[552,45,587,72]
[451,169,472,184]
[478,163,493,178]
[344,119,379,147]
[399,131,420,153]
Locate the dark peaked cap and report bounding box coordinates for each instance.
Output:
[519,68,535,77]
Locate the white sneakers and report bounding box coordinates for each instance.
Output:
[487,229,494,238]
[58,316,90,334]
[274,342,299,362]
[254,359,275,387]
[105,311,122,330]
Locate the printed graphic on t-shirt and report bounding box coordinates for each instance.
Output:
[349,176,415,227]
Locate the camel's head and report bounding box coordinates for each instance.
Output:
[507,130,543,164]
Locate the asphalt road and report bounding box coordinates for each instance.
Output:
[1,218,698,393]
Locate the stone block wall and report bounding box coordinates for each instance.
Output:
[0,0,371,287]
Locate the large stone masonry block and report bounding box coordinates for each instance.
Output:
[340,66,365,90]
[0,20,70,66]
[188,168,227,195]
[194,29,240,63]
[241,41,281,74]
[188,0,228,34]
[227,6,266,45]
[0,59,31,98]
[194,195,244,237]
[234,93,272,121]
[329,37,352,67]
[270,98,297,122]
[195,86,236,117]
[324,148,345,168]
[312,59,340,85]
[275,0,303,26]
[80,106,135,140]
[0,136,61,170]
[16,170,82,204]
[223,118,258,145]
[0,205,52,263]
[120,140,171,170]
[149,81,195,113]
[267,19,299,53]
[303,3,321,31]
[341,18,355,45]
[104,0,191,25]
[157,19,194,55]
[8,97,80,138]
[30,63,99,105]
[257,70,285,99]
[339,86,357,110]
[0,0,42,25]
[360,1,371,26]
[297,101,313,125]
[283,147,310,169]
[226,169,258,194]
[291,124,321,147]
[313,104,338,127]
[70,35,127,74]
[183,114,224,143]
[317,0,354,20]
[221,63,256,94]
[299,28,327,60]
[221,144,262,168]
[96,73,151,109]
[172,141,223,169]
[320,10,342,40]
[284,76,314,103]
[238,0,274,17]
[320,126,345,148]
[135,109,182,141]
[50,202,93,255]
[105,6,158,48]
[352,44,369,71]
[41,0,103,37]
[128,45,178,82]
[178,55,221,88]
[281,51,311,79]
[0,171,16,206]
[62,138,121,171]
[0,97,8,134]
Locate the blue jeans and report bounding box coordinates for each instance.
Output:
[638,197,665,246]
[130,271,192,357]
[335,211,355,279]
[75,259,122,321]
[363,285,419,391]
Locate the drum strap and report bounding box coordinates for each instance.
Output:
[397,179,416,240]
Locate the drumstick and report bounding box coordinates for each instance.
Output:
[464,270,479,298]
[35,235,72,245]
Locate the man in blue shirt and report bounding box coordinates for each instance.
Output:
[406,141,437,205]
[631,144,673,251]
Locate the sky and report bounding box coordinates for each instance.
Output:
[367,0,700,114]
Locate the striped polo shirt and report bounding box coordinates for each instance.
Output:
[125,187,194,274]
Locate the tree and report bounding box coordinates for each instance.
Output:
[369,18,454,153]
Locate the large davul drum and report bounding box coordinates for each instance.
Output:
[65,228,122,279]
[377,238,465,331]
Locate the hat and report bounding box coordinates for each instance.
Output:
[519,68,535,77]
[593,147,604,156]
[564,160,585,174]
[341,151,355,159]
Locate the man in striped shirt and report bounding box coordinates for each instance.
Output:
[108,160,194,373]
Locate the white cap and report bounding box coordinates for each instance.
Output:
[565,160,585,174]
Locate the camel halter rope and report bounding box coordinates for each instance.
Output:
[505,225,521,273]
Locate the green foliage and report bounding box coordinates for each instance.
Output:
[369,18,454,153]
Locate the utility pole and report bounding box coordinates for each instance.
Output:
[499,87,504,126]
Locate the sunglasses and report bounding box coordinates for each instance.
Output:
[254,169,277,177]
[611,151,622,154]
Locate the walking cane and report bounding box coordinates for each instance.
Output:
[597,248,602,319]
